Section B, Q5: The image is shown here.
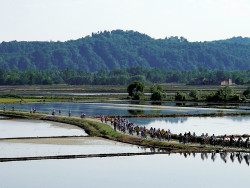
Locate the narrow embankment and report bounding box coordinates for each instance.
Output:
[0,110,210,151]
[0,110,249,152]
[1,150,249,163]
[1,152,161,162]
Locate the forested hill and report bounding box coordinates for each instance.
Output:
[213,36,250,44]
[0,30,250,71]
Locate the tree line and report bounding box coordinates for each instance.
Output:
[127,81,250,102]
[0,30,250,71]
[0,67,249,85]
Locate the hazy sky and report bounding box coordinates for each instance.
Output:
[1,0,250,42]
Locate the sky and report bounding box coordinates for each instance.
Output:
[0,0,250,42]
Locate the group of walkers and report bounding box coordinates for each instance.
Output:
[30,107,37,114]
[178,132,198,144]
[2,105,249,149]
[219,135,249,148]
[101,115,250,149]
[101,115,148,138]
[178,132,249,148]
[50,109,86,118]
[101,115,172,140]
[149,127,172,141]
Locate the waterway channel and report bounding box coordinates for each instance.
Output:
[1,102,249,116]
[0,137,149,158]
[0,110,249,188]
[0,119,87,138]
[0,153,249,188]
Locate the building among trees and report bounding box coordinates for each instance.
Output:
[221,78,232,86]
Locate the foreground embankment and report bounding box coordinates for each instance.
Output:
[1,150,246,163]
[0,110,249,152]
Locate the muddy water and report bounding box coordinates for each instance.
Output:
[0,119,87,138]
[2,102,248,116]
[127,116,250,135]
[0,153,249,188]
[0,137,149,158]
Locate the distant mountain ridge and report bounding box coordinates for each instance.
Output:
[212,36,250,44]
[0,30,249,71]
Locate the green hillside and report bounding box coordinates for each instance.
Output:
[0,30,250,71]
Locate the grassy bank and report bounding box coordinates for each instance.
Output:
[0,98,41,104]
[0,110,215,151]
[0,95,126,104]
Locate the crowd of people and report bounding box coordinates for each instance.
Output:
[101,115,148,138]
[2,105,249,149]
[101,115,174,142]
[100,115,250,148]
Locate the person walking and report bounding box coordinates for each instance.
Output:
[167,129,171,142]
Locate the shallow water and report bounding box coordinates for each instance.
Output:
[0,137,149,158]
[1,102,248,116]
[127,116,250,135]
[0,153,249,188]
[0,119,87,138]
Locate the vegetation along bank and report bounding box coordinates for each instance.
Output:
[0,110,249,152]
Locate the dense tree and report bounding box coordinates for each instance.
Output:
[216,86,234,101]
[189,89,199,101]
[150,84,163,93]
[175,91,186,101]
[150,84,164,101]
[0,30,250,71]
[151,90,164,101]
[127,81,145,100]
[235,76,245,85]
[0,68,249,85]
[206,86,242,102]
[243,87,250,97]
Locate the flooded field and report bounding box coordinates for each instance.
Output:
[2,102,248,116]
[0,114,249,188]
[0,153,249,188]
[0,137,149,158]
[127,116,250,135]
[0,119,87,138]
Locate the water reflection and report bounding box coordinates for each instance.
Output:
[150,109,162,114]
[1,102,248,117]
[130,101,147,105]
[148,147,249,166]
[1,152,249,188]
[177,152,250,166]
[127,109,145,115]
[151,101,164,105]
[176,102,186,106]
